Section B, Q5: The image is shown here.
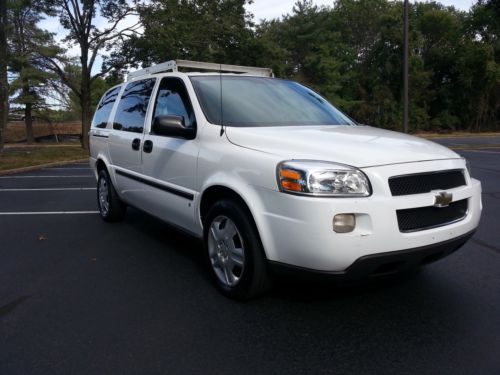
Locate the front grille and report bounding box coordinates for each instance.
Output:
[389,170,466,196]
[397,199,468,232]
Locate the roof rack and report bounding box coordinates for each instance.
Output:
[127,59,273,81]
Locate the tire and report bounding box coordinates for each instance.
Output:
[203,199,271,300]
[97,169,126,222]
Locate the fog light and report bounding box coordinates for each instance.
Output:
[333,214,356,233]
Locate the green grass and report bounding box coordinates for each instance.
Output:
[0,145,88,171]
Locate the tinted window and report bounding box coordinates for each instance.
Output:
[190,76,356,127]
[113,79,156,133]
[153,78,196,128]
[92,86,121,128]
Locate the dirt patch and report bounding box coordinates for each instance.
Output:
[5,121,82,143]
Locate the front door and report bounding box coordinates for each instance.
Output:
[140,77,199,230]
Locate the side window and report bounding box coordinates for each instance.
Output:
[92,86,121,129]
[153,78,196,128]
[113,78,156,133]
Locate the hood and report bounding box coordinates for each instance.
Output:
[225,125,460,168]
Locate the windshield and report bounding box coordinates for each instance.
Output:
[190,76,356,127]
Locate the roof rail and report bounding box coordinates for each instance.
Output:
[127,59,273,81]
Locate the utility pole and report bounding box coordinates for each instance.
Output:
[403,0,409,133]
[0,0,7,151]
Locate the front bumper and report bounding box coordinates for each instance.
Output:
[270,230,475,280]
[253,159,482,272]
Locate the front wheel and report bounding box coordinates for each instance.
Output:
[204,200,270,300]
[97,169,126,222]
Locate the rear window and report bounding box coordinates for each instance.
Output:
[92,86,121,128]
[113,79,156,133]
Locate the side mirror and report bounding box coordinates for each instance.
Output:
[152,115,195,139]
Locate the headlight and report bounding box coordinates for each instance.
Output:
[277,160,371,197]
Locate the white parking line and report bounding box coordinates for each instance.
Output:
[0,211,99,215]
[0,188,95,191]
[0,175,94,178]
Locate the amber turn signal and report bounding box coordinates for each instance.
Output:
[279,168,304,192]
[279,169,302,181]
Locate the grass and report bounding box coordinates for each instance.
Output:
[0,145,88,171]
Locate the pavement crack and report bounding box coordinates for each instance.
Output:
[472,239,500,254]
[0,295,31,318]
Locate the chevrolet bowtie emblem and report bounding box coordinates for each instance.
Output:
[434,191,453,207]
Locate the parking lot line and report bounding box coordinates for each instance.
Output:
[0,175,94,178]
[0,211,99,215]
[0,188,95,191]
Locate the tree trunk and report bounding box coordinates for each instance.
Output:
[0,0,8,152]
[81,87,92,150]
[80,52,91,151]
[23,85,35,143]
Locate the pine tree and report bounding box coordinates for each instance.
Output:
[7,0,62,143]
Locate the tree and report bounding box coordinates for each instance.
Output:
[118,0,253,67]
[463,0,499,131]
[250,0,499,132]
[26,0,497,135]
[7,0,62,143]
[0,0,7,151]
[44,0,140,150]
[66,68,122,120]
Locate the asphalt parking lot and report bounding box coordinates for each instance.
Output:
[1,141,499,374]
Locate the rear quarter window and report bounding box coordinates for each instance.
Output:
[92,85,121,129]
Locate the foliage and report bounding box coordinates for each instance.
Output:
[127,0,498,132]
[42,0,140,149]
[66,73,121,119]
[114,0,254,68]
[0,0,7,150]
[6,0,63,142]
[3,0,500,136]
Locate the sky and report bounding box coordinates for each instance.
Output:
[38,0,477,75]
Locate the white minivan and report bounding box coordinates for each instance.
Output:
[89,60,482,299]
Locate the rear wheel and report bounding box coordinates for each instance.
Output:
[204,199,270,300]
[97,169,126,222]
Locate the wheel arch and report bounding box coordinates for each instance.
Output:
[200,185,252,225]
[93,156,119,191]
[96,158,107,173]
[198,184,271,260]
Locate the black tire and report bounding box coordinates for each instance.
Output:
[203,199,271,300]
[97,169,126,222]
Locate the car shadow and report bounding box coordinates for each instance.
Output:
[119,207,435,303]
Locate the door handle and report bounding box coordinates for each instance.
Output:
[131,138,141,151]
[143,140,153,153]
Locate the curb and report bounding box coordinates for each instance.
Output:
[449,145,500,151]
[0,158,89,176]
[419,133,500,139]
